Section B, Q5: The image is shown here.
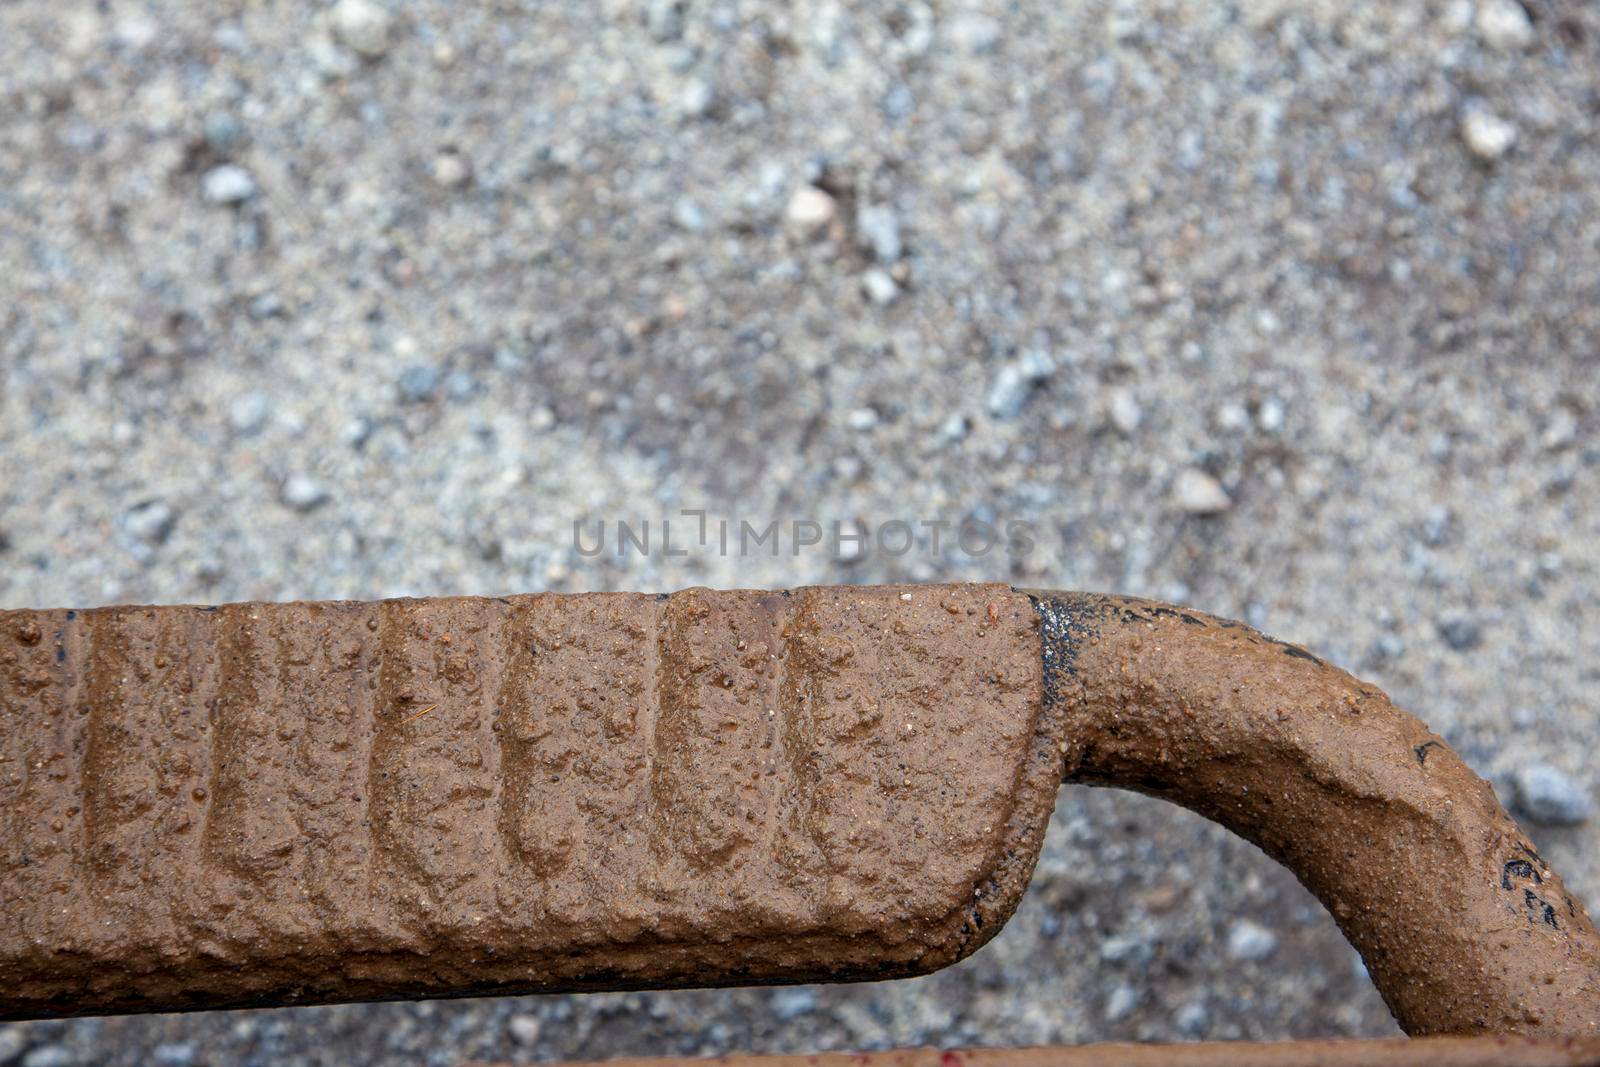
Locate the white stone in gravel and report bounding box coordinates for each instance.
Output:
[1018,348,1055,380]
[680,77,715,118]
[937,412,969,444]
[770,986,816,1021]
[151,1044,196,1067]
[784,185,836,239]
[1541,408,1578,451]
[341,416,374,447]
[228,391,272,434]
[201,164,257,204]
[1477,0,1534,51]
[1103,984,1139,1022]
[856,204,902,262]
[431,151,470,189]
[644,0,684,42]
[1216,403,1251,433]
[1173,1000,1210,1037]
[847,407,879,431]
[1515,764,1593,826]
[399,364,441,403]
[1174,468,1231,515]
[282,475,330,512]
[1107,387,1142,434]
[0,1026,26,1065]
[1461,106,1517,161]
[948,12,1002,54]
[671,196,705,232]
[985,363,1032,420]
[20,1047,75,1067]
[861,268,899,306]
[1226,918,1278,961]
[1257,396,1286,433]
[332,0,393,58]
[507,1014,541,1046]
[1099,932,1152,964]
[123,500,177,547]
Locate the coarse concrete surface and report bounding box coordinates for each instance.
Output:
[1,0,1596,1063]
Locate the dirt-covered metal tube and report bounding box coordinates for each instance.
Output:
[0,584,1595,1036]
[1030,592,1600,1037]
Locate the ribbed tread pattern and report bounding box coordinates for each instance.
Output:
[0,585,1052,1018]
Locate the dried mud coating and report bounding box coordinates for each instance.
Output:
[1033,592,1600,1038]
[2,586,1598,1037]
[0,585,1058,1018]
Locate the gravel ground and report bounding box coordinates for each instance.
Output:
[2,0,1598,1063]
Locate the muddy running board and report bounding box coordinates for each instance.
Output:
[2,585,1597,1035]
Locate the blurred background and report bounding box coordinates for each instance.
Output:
[1,0,1597,1063]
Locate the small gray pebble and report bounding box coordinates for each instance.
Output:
[201,164,257,204]
[1173,1000,1210,1037]
[1106,387,1142,435]
[948,11,1001,53]
[679,77,715,118]
[202,112,242,152]
[1436,615,1483,652]
[1018,348,1055,380]
[1226,918,1278,961]
[986,357,1050,420]
[281,475,330,512]
[671,197,705,232]
[856,204,902,263]
[1366,633,1405,664]
[0,1028,26,1067]
[249,292,284,319]
[882,83,915,120]
[1542,409,1578,451]
[123,500,177,547]
[1103,984,1140,1022]
[152,1044,196,1067]
[936,412,969,444]
[1098,932,1153,965]
[398,364,441,403]
[1515,764,1593,826]
[985,364,1029,420]
[228,391,272,435]
[643,0,684,42]
[770,987,816,1021]
[1422,505,1452,546]
[21,1047,75,1067]
[342,416,375,447]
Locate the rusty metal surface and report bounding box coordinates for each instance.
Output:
[2,583,1597,1038]
[504,1037,1600,1067]
[1033,593,1600,1037]
[0,585,1058,1018]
